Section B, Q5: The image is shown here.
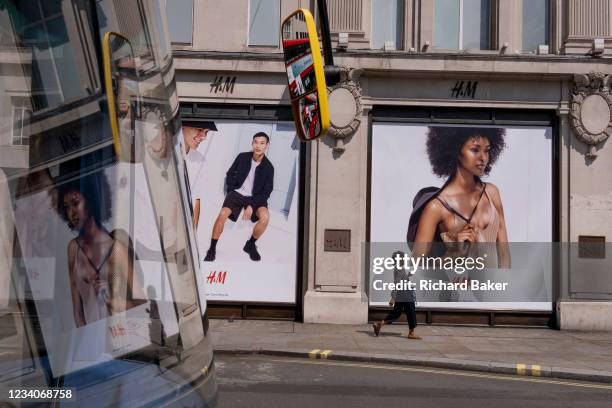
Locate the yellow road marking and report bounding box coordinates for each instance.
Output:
[517,363,527,376]
[531,365,541,377]
[320,350,332,359]
[308,349,321,359]
[267,358,612,391]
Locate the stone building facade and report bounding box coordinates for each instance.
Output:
[168,0,612,330]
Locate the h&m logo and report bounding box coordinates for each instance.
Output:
[206,270,228,285]
[451,80,478,99]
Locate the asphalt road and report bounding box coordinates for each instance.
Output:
[215,355,612,408]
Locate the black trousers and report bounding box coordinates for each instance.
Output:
[384,301,417,330]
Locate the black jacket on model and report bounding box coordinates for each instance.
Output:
[225,152,274,209]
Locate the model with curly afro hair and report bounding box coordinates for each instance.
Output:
[414,126,510,268]
[56,172,112,230]
[57,170,145,327]
[426,127,506,178]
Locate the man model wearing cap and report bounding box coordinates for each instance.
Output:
[204,132,274,262]
[180,120,217,231]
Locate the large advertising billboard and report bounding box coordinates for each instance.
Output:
[187,121,300,304]
[370,123,553,310]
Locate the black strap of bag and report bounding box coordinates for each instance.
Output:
[436,183,486,224]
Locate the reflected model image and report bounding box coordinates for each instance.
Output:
[409,127,511,268]
[57,172,145,327]
[180,120,217,230]
[204,132,275,262]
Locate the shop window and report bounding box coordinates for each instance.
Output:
[433,0,491,50]
[522,0,550,53]
[166,0,193,44]
[248,0,280,46]
[371,0,404,49]
[11,105,31,146]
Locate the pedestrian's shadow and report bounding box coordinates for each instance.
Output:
[356,329,407,338]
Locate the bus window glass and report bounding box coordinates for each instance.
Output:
[1,1,215,404]
[8,0,88,111]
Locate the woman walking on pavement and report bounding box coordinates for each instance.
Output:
[373,251,421,340]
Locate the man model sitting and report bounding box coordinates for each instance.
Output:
[204,132,274,262]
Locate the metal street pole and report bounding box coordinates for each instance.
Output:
[316,0,341,86]
[316,0,334,66]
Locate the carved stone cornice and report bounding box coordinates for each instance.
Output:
[569,72,612,159]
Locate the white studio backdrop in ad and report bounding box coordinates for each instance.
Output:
[370,123,553,311]
[191,121,300,303]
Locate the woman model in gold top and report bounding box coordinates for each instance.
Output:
[414,126,511,268]
[57,172,145,328]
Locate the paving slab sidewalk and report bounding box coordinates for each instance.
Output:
[210,319,612,384]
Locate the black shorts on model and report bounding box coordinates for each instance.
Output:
[222,190,266,222]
